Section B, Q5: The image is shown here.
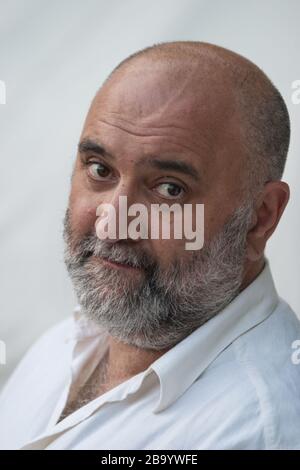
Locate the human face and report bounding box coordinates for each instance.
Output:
[68,60,246,269]
[64,60,251,349]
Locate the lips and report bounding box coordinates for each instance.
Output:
[101,256,140,270]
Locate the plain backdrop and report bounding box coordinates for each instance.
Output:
[0,0,299,389]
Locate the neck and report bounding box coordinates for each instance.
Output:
[105,336,169,386]
[240,256,265,292]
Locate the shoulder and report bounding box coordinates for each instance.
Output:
[0,315,76,449]
[232,299,300,449]
[0,316,75,399]
[185,301,300,449]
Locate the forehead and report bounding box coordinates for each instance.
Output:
[88,60,236,128]
[80,60,244,178]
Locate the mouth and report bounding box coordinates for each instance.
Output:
[100,256,141,271]
[83,249,144,271]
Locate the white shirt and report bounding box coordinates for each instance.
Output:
[0,260,299,450]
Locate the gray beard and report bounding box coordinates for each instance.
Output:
[63,202,253,350]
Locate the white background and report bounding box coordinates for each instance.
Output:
[0,0,299,388]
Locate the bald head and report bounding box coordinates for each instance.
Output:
[102,41,290,192]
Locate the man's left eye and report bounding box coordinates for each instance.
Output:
[154,182,185,199]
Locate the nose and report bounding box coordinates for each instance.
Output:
[95,184,145,243]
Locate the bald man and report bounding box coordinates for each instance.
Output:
[0,42,299,450]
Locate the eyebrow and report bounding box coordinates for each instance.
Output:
[78,139,200,182]
[78,139,115,160]
[143,157,200,182]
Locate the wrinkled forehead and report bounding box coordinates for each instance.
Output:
[86,58,238,131]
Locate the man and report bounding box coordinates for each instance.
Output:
[0,41,299,450]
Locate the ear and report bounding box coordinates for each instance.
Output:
[246,181,290,261]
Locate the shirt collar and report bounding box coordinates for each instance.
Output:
[70,259,279,414]
[150,259,279,412]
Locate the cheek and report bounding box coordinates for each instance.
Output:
[201,194,234,245]
[69,190,100,238]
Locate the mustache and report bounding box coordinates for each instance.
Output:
[91,238,155,270]
[64,226,157,272]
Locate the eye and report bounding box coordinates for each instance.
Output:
[87,162,112,180]
[154,182,185,199]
